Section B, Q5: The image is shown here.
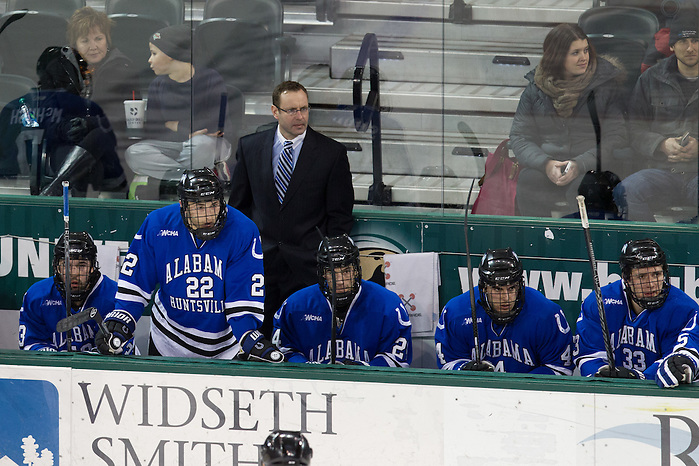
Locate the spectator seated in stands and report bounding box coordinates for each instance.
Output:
[125,24,231,200]
[0,46,125,196]
[509,24,627,218]
[67,7,141,179]
[613,13,698,222]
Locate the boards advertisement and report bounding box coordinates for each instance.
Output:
[1,358,699,465]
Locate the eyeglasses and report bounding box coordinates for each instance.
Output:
[275,105,310,116]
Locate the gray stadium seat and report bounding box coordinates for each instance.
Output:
[105,0,184,26]
[578,6,659,46]
[0,11,68,82]
[6,0,86,19]
[579,6,659,98]
[0,73,36,108]
[194,18,282,93]
[203,0,294,77]
[108,14,169,92]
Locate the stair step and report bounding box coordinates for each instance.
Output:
[335,0,587,24]
[331,34,539,85]
[352,173,479,207]
[294,64,524,113]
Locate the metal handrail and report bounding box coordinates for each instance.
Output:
[352,32,391,205]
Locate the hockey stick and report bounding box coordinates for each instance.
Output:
[576,195,616,371]
[216,92,227,164]
[316,228,338,364]
[56,306,99,332]
[464,179,482,363]
[62,181,72,352]
[56,306,123,351]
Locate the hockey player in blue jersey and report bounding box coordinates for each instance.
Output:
[575,239,699,379]
[435,248,573,374]
[273,234,412,366]
[18,231,135,353]
[104,168,282,362]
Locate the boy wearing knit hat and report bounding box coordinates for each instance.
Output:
[124,24,231,199]
[613,11,698,222]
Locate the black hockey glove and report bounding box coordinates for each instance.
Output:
[66,117,90,143]
[461,360,495,372]
[656,349,699,388]
[595,365,645,379]
[336,358,369,366]
[240,330,284,363]
[95,311,136,355]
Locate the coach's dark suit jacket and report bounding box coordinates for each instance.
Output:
[228,125,354,326]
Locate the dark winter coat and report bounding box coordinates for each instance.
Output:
[509,57,628,174]
[628,55,698,172]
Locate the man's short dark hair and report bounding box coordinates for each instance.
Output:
[272,81,308,107]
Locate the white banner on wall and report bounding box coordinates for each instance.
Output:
[384,252,440,334]
[0,364,698,465]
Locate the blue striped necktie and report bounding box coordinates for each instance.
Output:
[275,140,294,203]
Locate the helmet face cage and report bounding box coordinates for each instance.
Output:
[478,248,525,325]
[316,234,361,310]
[53,232,100,304]
[260,430,313,465]
[178,168,227,241]
[619,239,670,310]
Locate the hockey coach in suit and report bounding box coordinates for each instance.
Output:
[228,80,354,338]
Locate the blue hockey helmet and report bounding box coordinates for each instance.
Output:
[260,430,312,465]
[478,248,525,325]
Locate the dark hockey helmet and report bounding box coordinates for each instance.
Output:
[478,248,525,325]
[260,430,312,466]
[53,231,100,304]
[178,168,227,241]
[37,46,89,96]
[619,238,670,310]
[316,234,361,310]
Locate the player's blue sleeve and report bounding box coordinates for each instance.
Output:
[272,299,310,363]
[370,301,412,367]
[528,308,573,375]
[435,298,473,370]
[641,291,699,378]
[18,289,58,352]
[224,232,265,341]
[647,312,699,379]
[114,219,158,323]
[574,296,608,376]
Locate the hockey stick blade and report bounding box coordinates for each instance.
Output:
[56,307,100,333]
[576,195,616,370]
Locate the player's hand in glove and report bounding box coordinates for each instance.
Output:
[95,311,136,355]
[656,349,699,388]
[595,365,645,379]
[240,330,284,363]
[66,117,90,143]
[460,360,495,372]
[336,358,369,366]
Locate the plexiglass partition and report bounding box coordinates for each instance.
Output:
[0,0,696,224]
